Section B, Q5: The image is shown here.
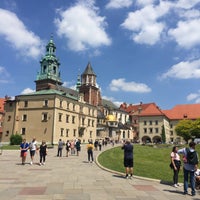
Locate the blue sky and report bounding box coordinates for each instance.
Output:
[0,0,200,110]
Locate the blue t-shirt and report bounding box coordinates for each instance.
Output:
[20,142,29,152]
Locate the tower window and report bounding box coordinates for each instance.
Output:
[43,100,48,107]
[42,113,48,122]
[24,101,28,107]
[53,66,56,74]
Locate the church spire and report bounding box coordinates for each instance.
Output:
[35,36,62,91]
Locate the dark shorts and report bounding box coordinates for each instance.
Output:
[30,150,36,157]
[124,158,133,167]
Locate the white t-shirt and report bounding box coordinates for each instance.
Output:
[30,141,37,151]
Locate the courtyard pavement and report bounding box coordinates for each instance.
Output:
[0,144,199,200]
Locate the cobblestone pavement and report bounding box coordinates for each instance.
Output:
[0,144,199,200]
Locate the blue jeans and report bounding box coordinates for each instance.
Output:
[183,168,195,195]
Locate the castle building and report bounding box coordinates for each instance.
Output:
[2,37,131,144]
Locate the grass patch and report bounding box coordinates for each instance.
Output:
[0,145,19,150]
[98,144,200,183]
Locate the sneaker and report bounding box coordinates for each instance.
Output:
[39,163,42,166]
[177,183,181,187]
[43,162,45,165]
[30,161,33,165]
[173,184,178,188]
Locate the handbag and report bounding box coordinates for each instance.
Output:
[169,162,173,169]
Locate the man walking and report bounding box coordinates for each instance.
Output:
[122,140,134,179]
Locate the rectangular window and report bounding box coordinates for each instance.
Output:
[88,119,90,127]
[92,120,94,127]
[82,118,85,126]
[73,104,75,111]
[21,128,26,135]
[144,128,147,133]
[59,113,62,122]
[43,99,48,107]
[72,116,75,124]
[22,114,27,121]
[90,131,92,138]
[60,128,64,137]
[66,115,69,123]
[67,102,70,110]
[60,100,63,108]
[155,128,159,133]
[155,120,158,125]
[149,121,152,125]
[24,101,28,107]
[66,129,69,137]
[144,121,147,125]
[73,129,76,137]
[149,128,153,133]
[42,113,48,122]
[123,131,125,138]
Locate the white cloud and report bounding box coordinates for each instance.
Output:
[21,88,35,94]
[187,92,200,101]
[0,9,44,58]
[187,90,200,103]
[175,0,200,9]
[168,19,200,49]
[121,2,171,45]
[160,59,200,79]
[0,66,10,83]
[136,0,155,7]
[105,0,133,9]
[109,78,151,93]
[55,2,111,52]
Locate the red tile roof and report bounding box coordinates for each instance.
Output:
[162,104,200,120]
[120,102,164,116]
[0,98,5,113]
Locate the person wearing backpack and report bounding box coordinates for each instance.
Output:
[178,141,199,196]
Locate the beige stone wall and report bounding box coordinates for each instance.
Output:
[2,94,97,144]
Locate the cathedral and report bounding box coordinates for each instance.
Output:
[2,37,131,144]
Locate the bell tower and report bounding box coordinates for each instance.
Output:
[79,62,102,106]
[35,36,62,91]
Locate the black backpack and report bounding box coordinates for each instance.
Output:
[186,148,198,165]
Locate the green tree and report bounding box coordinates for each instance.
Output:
[175,119,193,143]
[161,125,166,143]
[10,134,22,145]
[191,118,200,139]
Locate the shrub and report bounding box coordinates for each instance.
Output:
[10,134,22,145]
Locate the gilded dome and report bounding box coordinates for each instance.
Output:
[106,114,117,121]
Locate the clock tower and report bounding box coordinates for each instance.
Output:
[35,36,62,91]
[79,62,102,106]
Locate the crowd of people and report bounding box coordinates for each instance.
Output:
[20,137,200,196]
[19,137,111,166]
